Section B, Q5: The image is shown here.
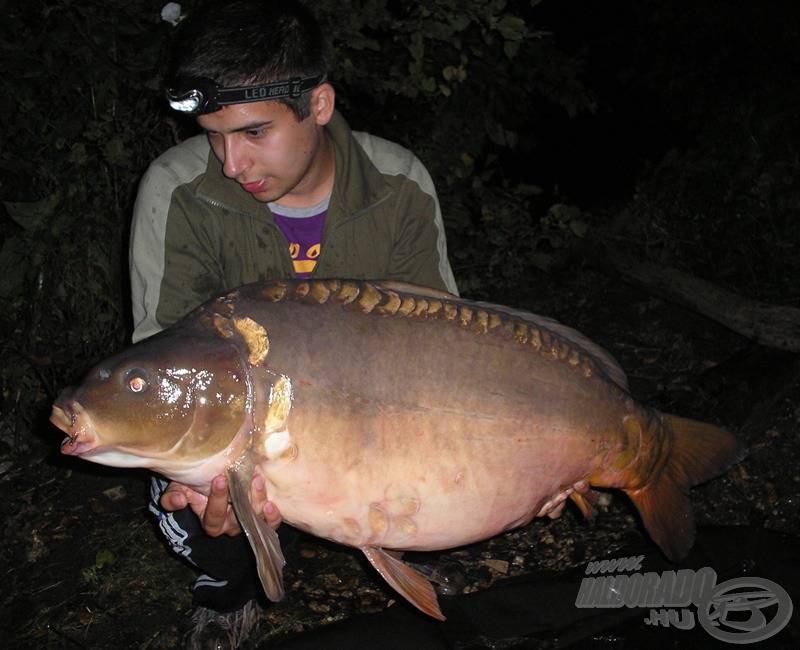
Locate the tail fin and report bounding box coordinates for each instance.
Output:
[625,414,746,562]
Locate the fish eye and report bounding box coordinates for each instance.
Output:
[124,368,150,394]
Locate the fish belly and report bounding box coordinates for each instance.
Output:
[260,396,614,551]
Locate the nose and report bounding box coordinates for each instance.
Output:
[53,385,79,409]
[221,136,250,180]
[87,366,111,387]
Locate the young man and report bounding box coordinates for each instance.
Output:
[129,0,457,646]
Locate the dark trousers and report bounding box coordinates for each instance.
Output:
[149,476,295,613]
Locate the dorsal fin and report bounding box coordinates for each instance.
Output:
[373,281,628,391]
[474,302,629,391]
[372,281,458,301]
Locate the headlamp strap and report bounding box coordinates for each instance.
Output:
[216,74,324,106]
[166,74,327,115]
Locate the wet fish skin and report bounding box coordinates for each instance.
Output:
[51,279,745,619]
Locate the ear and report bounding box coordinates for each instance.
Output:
[311,83,335,126]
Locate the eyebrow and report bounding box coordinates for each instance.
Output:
[203,120,273,135]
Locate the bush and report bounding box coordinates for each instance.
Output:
[0,1,176,451]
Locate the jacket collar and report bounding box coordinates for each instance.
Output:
[194,110,392,224]
[326,111,393,220]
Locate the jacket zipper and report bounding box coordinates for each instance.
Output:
[310,189,396,278]
[196,193,295,273]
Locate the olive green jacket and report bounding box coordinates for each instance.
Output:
[129,111,458,342]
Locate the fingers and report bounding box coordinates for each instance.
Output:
[160,482,189,511]
[573,479,590,494]
[202,475,241,537]
[263,500,282,530]
[537,480,593,519]
[162,473,282,537]
[535,490,570,519]
[251,474,282,530]
[547,501,567,519]
[250,474,268,516]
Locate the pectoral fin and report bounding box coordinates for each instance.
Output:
[362,546,445,620]
[227,466,286,601]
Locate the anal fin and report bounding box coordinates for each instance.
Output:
[227,466,286,601]
[362,547,445,620]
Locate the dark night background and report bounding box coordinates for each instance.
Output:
[1,0,799,647]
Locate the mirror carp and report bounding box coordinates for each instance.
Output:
[51,279,745,619]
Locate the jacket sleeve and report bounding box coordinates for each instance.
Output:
[387,156,459,296]
[129,148,221,343]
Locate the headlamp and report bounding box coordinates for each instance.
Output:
[166,74,326,115]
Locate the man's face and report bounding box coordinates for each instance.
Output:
[197,92,332,206]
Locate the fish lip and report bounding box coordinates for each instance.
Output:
[51,403,99,456]
[59,435,99,456]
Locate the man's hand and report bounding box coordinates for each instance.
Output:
[534,479,592,520]
[160,473,282,536]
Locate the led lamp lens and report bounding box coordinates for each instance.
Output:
[168,89,205,114]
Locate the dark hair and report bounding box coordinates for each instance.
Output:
[172,0,329,120]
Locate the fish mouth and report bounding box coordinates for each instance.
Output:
[51,402,100,456]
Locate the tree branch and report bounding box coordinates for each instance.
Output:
[582,235,800,353]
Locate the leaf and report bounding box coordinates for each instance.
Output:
[451,15,470,32]
[505,130,518,148]
[95,549,116,569]
[486,120,507,146]
[69,142,89,165]
[408,33,425,61]
[103,137,131,166]
[496,15,527,41]
[504,40,520,58]
[569,219,589,237]
[3,197,55,232]
[516,184,543,196]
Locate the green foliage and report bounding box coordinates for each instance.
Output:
[0,0,175,448]
[0,0,594,450]
[82,548,118,585]
[447,181,590,295]
[312,0,595,293]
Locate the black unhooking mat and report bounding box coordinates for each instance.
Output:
[276,527,799,649]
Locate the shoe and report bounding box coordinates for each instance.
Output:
[183,599,263,649]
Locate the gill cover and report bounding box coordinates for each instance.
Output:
[64,319,252,465]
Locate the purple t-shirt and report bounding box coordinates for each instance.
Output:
[270,194,330,279]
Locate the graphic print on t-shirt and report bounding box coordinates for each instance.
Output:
[270,195,330,279]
